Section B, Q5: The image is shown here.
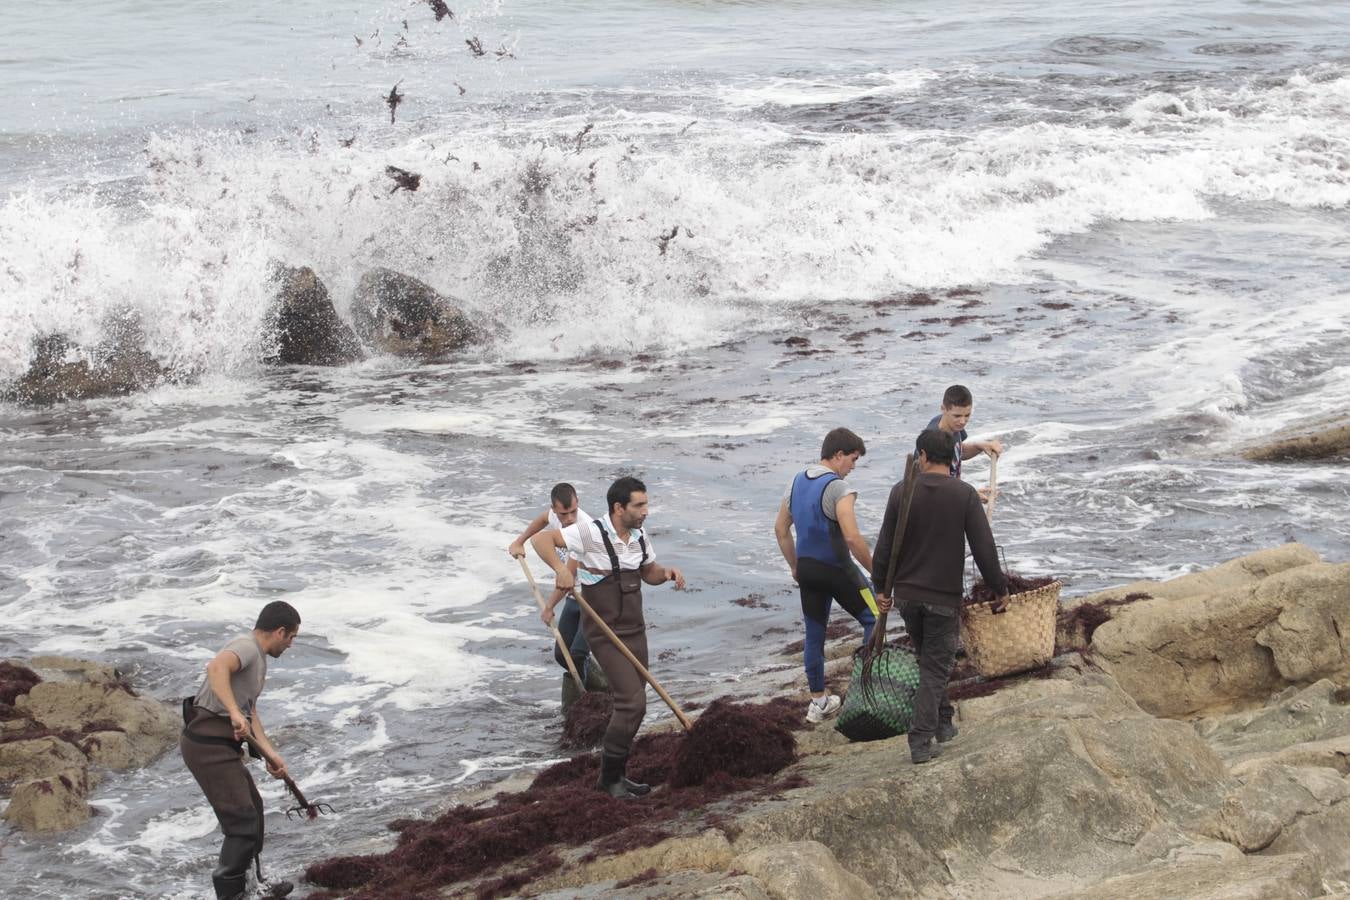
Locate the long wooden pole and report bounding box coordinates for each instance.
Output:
[518,558,586,692]
[572,582,693,732]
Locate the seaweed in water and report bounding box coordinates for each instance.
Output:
[560,690,613,749]
[304,698,808,898]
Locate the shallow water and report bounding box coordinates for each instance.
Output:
[2,0,1348,896]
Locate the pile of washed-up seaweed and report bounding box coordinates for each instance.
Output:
[304,697,807,900]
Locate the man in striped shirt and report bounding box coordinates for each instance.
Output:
[531,476,686,798]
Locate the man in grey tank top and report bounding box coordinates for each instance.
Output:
[180,601,301,900]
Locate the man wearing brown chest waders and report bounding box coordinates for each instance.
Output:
[531,476,686,798]
[180,602,300,899]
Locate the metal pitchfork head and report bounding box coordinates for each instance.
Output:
[282,775,335,821]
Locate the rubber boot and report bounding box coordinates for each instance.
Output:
[212,835,254,899]
[595,751,650,798]
[582,656,610,692]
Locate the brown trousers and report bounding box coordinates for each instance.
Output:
[580,574,648,755]
[179,709,265,889]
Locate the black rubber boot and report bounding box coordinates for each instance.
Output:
[937,720,959,743]
[595,751,649,798]
[212,835,253,899]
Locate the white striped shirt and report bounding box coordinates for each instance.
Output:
[561,515,657,586]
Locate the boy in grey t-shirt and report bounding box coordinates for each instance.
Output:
[180,601,300,900]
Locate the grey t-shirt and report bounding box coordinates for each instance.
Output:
[782,464,857,521]
[194,634,268,718]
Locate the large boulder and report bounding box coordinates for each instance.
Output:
[1,314,165,406]
[0,736,89,785]
[1242,414,1350,462]
[724,671,1234,897]
[1091,561,1350,717]
[16,681,179,768]
[262,265,364,366]
[2,768,93,832]
[350,267,479,359]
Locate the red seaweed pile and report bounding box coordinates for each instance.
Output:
[963,573,1058,606]
[304,698,807,900]
[669,697,796,788]
[559,690,613,749]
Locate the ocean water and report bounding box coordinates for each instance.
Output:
[2,0,1348,896]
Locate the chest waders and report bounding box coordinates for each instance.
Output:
[179,706,275,900]
[582,520,654,798]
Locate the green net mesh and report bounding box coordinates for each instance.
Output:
[835,647,921,742]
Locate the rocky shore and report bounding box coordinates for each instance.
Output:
[305,544,1350,899]
[0,656,179,832]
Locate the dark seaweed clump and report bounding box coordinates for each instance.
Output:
[1056,592,1152,651]
[0,661,42,706]
[560,690,613,749]
[304,698,808,899]
[964,573,1058,606]
[669,698,796,788]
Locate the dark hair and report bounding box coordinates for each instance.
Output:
[820,427,866,461]
[916,428,956,465]
[255,601,301,633]
[606,476,647,514]
[942,384,973,408]
[550,482,577,508]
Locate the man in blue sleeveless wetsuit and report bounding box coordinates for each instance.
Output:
[774,427,879,723]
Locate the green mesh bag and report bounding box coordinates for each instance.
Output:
[835,646,921,742]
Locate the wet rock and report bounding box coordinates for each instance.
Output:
[731,841,878,900]
[27,656,121,685]
[1091,558,1350,717]
[0,735,89,785]
[2,317,166,406]
[2,768,93,832]
[79,730,140,771]
[350,267,479,359]
[262,264,364,366]
[1242,415,1350,462]
[16,680,179,768]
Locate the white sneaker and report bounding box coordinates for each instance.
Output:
[806,694,842,723]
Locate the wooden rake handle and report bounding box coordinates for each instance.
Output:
[572,581,692,732]
[985,450,999,524]
[517,557,586,692]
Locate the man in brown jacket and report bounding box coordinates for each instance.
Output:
[872,430,1008,763]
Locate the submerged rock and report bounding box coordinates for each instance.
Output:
[350,267,480,359]
[262,264,364,366]
[1242,414,1350,462]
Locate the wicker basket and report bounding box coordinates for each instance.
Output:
[960,580,1062,679]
